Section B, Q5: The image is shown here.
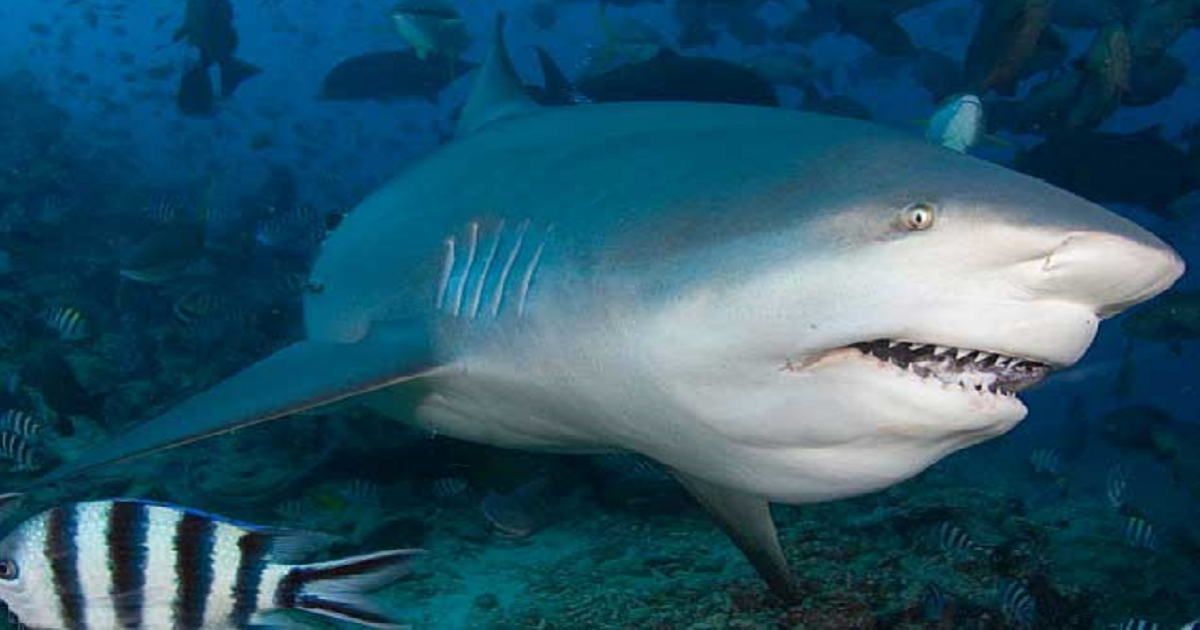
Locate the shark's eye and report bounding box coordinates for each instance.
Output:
[902,202,936,231]
[0,559,17,580]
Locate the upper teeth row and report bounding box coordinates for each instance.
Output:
[887,341,1028,369]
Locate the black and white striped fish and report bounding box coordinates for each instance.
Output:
[0,409,42,439]
[999,580,1036,629]
[0,432,36,471]
[0,499,424,629]
[1029,447,1062,475]
[43,306,89,341]
[1123,515,1157,550]
[932,521,987,555]
[1117,619,1159,630]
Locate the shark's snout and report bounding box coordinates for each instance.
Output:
[1038,231,1185,317]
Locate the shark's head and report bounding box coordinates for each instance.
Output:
[644,128,1184,503]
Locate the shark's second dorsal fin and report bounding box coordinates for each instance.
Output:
[456,15,541,138]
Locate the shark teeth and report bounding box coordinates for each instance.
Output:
[849,340,1050,396]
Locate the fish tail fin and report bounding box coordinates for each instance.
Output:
[277,549,425,628]
[219,57,262,97]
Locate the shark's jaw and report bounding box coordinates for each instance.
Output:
[803,340,1053,398]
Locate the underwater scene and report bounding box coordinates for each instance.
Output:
[0,0,1199,628]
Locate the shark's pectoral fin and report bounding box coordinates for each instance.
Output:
[670,469,800,602]
[33,338,439,487]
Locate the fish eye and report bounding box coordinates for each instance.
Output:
[901,202,937,231]
[0,559,17,580]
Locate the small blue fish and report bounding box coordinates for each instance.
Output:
[925,93,985,153]
[0,499,423,629]
[1123,516,1157,550]
[999,580,1036,629]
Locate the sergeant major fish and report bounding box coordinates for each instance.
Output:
[0,499,422,629]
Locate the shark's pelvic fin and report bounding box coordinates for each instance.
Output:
[456,15,541,138]
[34,338,438,486]
[671,469,800,602]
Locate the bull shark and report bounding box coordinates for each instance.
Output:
[35,21,1183,599]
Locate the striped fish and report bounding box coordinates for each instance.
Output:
[999,580,1036,629]
[1028,447,1062,475]
[1118,619,1160,630]
[921,581,949,622]
[1123,516,1157,550]
[0,499,423,629]
[0,431,36,471]
[0,409,42,439]
[932,521,987,555]
[43,306,90,341]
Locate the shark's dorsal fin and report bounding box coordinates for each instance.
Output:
[456,15,541,138]
[671,468,800,602]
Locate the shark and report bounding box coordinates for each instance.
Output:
[36,21,1184,599]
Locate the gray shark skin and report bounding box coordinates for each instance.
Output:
[37,20,1184,599]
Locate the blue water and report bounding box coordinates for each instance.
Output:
[0,0,1198,628]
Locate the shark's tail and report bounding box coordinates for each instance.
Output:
[275,549,424,628]
[219,57,261,97]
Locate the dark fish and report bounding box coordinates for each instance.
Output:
[528,1,557,30]
[835,0,918,57]
[176,63,215,117]
[965,0,1053,95]
[575,49,779,107]
[1122,290,1200,343]
[1058,396,1089,460]
[1123,54,1187,107]
[320,50,475,102]
[121,220,207,283]
[20,351,102,423]
[921,581,949,622]
[1017,127,1195,215]
[912,49,965,102]
[0,499,423,628]
[173,0,260,99]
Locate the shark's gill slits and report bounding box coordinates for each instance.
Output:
[849,340,1051,396]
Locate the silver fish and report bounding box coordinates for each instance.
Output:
[0,499,423,629]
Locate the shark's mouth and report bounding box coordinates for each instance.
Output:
[847,340,1051,397]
